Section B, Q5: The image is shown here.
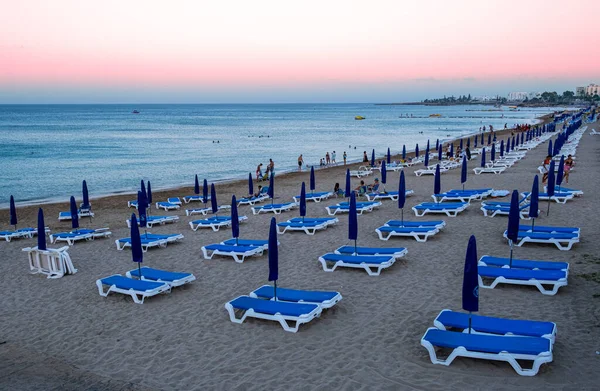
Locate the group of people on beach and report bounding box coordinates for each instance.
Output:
[255,159,275,181]
[297,151,348,171]
[541,154,574,184]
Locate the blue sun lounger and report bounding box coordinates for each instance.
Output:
[58,210,95,221]
[326,201,381,215]
[376,226,440,242]
[202,243,264,263]
[0,227,44,242]
[127,215,179,228]
[449,188,493,197]
[237,194,269,206]
[221,238,271,250]
[545,186,583,197]
[421,328,553,376]
[155,201,180,211]
[478,266,568,295]
[521,191,574,204]
[277,218,338,235]
[433,309,557,342]
[183,195,209,203]
[252,203,296,215]
[96,274,171,304]
[431,191,485,203]
[189,215,247,231]
[185,205,230,216]
[127,200,139,209]
[126,267,196,287]
[478,256,569,271]
[289,217,338,226]
[481,203,534,219]
[250,285,342,309]
[335,245,407,259]
[364,190,414,201]
[318,253,396,276]
[50,228,111,245]
[116,233,183,251]
[504,230,579,251]
[384,220,446,229]
[518,225,579,235]
[225,296,323,332]
[481,196,527,208]
[292,191,333,203]
[413,202,469,217]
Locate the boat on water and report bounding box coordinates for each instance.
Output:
[508,106,518,111]
[132,110,140,114]
[355,115,365,120]
[429,113,442,118]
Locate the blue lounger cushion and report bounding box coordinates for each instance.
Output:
[320,253,392,265]
[222,239,268,247]
[278,221,323,228]
[416,202,467,208]
[251,285,340,307]
[289,217,335,223]
[518,225,579,234]
[515,231,579,240]
[435,310,556,339]
[423,328,551,356]
[100,275,165,292]
[385,220,445,227]
[336,246,406,256]
[479,256,568,271]
[377,226,437,233]
[338,201,379,207]
[479,266,567,281]
[127,267,192,283]
[229,296,319,317]
[204,244,259,252]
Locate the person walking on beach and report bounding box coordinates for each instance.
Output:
[363,151,368,162]
[269,159,275,174]
[541,155,551,184]
[256,163,263,181]
[564,154,574,184]
[326,152,330,165]
[343,151,347,165]
[297,154,304,171]
[331,151,336,164]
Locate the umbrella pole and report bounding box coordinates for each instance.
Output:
[547,199,550,216]
[531,218,535,231]
[401,208,404,226]
[354,239,357,255]
[468,311,472,334]
[462,184,465,191]
[137,262,142,280]
[273,281,277,301]
[509,240,514,267]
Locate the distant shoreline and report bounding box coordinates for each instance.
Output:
[375,102,586,107]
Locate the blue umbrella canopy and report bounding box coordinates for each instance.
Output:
[480,147,486,167]
[210,183,218,214]
[547,161,556,197]
[424,148,429,166]
[520,132,524,145]
[231,195,239,240]
[137,191,147,228]
[194,175,200,194]
[530,175,539,220]
[268,217,279,297]
[69,196,79,230]
[387,147,391,164]
[299,182,306,217]
[147,181,152,204]
[436,139,440,150]
[434,164,441,195]
[248,173,254,196]
[511,136,515,150]
[9,195,17,227]
[438,143,443,160]
[268,173,275,201]
[461,156,468,185]
[548,140,553,157]
[487,133,491,145]
[344,169,351,198]
[462,235,479,315]
[381,161,387,184]
[490,143,496,161]
[348,192,358,242]
[450,143,454,157]
[140,180,147,202]
[398,171,406,209]
[402,145,406,160]
[310,166,316,192]
[130,213,143,264]
[37,208,46,250]
[466,137,470,148]
[556,155,564,187]
[500,140,504,157]
[474,135,478,148]
[459,139,463,150]
[203,178,208,204]
[480,132,484,145]
[507,190,520,244]
[505,138,510,153]
[371,149,375,167]
[415,144,419,159]
[82,180,90,209]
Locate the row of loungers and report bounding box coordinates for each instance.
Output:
[0,227,48,242]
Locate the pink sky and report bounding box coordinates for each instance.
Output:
[1,0,599,102]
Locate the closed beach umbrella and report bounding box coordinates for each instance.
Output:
[344,169,351,198]
[310,166,316,193]
[487,133,491,145]
[556,155,565,189]
[268,173,275,203]
[387,147,391,164]
[461,156,468,190]
[426,139,430,151]
[9,195,17,228]
[462,235,479,332]
[82,180,90,209]
[194,175,200,195]
[424,147,429,167]
[547,161,555,216]
[140,180,147,203]
[506,138,510,153]
[398,171,406,224]
[371,149,375,167]
[203,179,208,206]
[299,182,306,219]
[69,196,79,230]
[530,175,539,230]
[459,139,463,150]
[480,132,484,145]
[210,183,218,214]
[147,181,152,205]
[450,143,454,157]
[137,191,147,229]
[402,145,406,160]
[474,136,478,148]
[434,164,441,196]
[37,208,46,250]
[381,161,387,186]
[248,173,253,196]
[548,140,553,157]
[438,143,443,160]
[231,195,239,242]
[436,139,439,150]
[466,138,470,148]
[480,147,486,167]
[349,192,358,252]
[490,143,495,161]
[511,136,515,150]
[500,140,504,157]
[507,190,520,266]
[130,213,143,279]
[268,217,279,300]
[520,132,524,145]
[415,144,419,159]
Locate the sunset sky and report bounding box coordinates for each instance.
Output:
[1,0,599,103]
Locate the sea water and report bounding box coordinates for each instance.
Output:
[0,104,557,206]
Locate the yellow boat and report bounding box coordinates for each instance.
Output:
[429,114,442,118]
[508,106,518,110]
[355,116,365,120]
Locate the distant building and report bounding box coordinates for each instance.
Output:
[576,87,585,96]
[507,92,529,101]
[577,84,599,96]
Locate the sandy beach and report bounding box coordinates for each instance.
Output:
[1,118,599,390]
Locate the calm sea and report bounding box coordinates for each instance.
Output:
[0,104,557,206]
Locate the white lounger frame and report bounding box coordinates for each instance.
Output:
[413,204,468,217]
[201,245,264,263]
[277,221,329,235]
[251,203,296,215]
[504,232,579,251]
[318,255,396,276]
[376,227,440,242]
[50,228,112,245]
[96,274,171,304]
[22,246,77,279]
[478,272,567,296]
